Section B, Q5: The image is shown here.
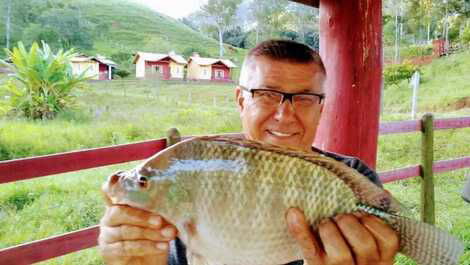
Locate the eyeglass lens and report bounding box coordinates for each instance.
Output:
[252,90,321,107]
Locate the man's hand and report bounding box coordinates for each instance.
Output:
[286,208,399,265]
[98,204,177,265]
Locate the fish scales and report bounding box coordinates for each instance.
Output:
[103,136,464,265]
[185,139,358,265]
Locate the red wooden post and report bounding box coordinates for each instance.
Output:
[314,0,383,168]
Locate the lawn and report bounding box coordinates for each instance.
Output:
[0,51,469,264]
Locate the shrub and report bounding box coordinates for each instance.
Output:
[182,47,210,58]
[114,69,131,78]
[110,51,132,64]
[401,45,433,58]
[461,26,470,45]
[383,61,420,87]
[0,41,89,119]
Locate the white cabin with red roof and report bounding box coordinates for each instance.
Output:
[187,53,236,82]
[133,51,187,80]
[70,55,117,80]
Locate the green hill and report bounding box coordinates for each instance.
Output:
[0,0,246,74]
[382,49,470,117]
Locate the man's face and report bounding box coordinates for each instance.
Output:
[236,56,325,152]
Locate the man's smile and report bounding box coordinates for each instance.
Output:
[266,130,299,138]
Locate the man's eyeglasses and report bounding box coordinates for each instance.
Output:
[240,86,325,109]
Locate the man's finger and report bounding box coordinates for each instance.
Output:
[360,214,400,261]
[100,239,168,257]
[334,214,380,264]
[286,208,323,263]
[318,218,354,264]
[101,205,166,229]
[99,225,176,243]
[101,255,166,265]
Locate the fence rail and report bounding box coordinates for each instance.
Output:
[1,115,469,264]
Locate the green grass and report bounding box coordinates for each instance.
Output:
[383,50,470,115]
[0,81,241,160]
[0,50,469,264]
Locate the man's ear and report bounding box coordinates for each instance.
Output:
[235,86,244,112]
[319,103,324,114]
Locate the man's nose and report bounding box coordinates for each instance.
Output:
[273,99,296,121]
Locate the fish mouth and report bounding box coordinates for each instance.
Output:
[103,171,154,209]
[104,171,150,195]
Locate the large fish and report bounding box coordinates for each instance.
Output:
[102,136,464,265]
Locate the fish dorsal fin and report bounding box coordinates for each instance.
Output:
[196,135,400,213]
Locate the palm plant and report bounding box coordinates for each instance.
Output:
[0,41,89,119]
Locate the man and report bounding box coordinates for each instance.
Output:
[99,40,399,265]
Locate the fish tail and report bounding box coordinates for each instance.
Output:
[389,215,464,265]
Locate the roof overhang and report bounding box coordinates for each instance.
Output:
[289,0,319,8]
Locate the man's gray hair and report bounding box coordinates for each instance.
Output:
[239,39,326,85]
[244,39,325,74]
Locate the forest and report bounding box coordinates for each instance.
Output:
[1,0,469,69]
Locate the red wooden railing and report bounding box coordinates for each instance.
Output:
[1,115,469,264]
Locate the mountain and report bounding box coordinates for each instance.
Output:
[0,0,246,73]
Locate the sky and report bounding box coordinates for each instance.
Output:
[132,0,208,19]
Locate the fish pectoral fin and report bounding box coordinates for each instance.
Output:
[390,215,464,265]
[186,252,217,265]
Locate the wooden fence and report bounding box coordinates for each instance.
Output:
[0,114,469,264]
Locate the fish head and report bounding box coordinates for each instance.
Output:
[102,168,174,213]
[102,143,191,215]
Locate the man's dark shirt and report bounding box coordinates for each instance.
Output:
[168,147,382,265]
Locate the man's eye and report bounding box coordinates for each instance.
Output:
[295,95,316,103]
[257,91,279,99]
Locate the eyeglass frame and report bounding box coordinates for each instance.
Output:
[239,85,325,106]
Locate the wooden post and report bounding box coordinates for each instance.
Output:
[315,0,383,168]
[166,128,181,147]
[421,113,435,224]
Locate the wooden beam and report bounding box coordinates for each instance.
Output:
[433,156,470,173]
[379,165,421,183]
[315,0,383,168]
[288,0,319,8]
[0,226,99,265]
[434,116,470,130]
[379,120,421,135]
[0,138,166,184]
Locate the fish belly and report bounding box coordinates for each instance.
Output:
[184,160,358,265]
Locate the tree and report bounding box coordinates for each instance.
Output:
[248,0,290,42]
[37,8,94,50]
[200,0,243,57]
[5,0,11,49]
[286,3,319,44]
[223,26,249,48]
[1,0,36,50]
[0,41,89,119]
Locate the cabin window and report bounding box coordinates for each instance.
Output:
[155,65,163,73]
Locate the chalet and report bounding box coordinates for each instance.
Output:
[133,51,187,80]
[187,53,236,82]
[70,55,117,80]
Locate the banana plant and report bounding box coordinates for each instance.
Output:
[0,41,89,119]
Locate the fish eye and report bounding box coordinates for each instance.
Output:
[138,176,149,188]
